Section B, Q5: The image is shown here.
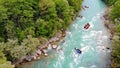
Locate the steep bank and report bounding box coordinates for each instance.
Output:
[102,0,120,67]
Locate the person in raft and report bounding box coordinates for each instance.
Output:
[84,23,90,29]
[74,48,82,54]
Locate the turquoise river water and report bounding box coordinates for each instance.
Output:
[23,0,111,68]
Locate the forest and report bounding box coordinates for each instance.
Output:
[0,0,82,68]
[103,0,120,67]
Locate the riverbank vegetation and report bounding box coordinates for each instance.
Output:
[0,0,82,68]
[102,0,120,67]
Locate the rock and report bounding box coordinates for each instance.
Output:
[52,45,57,49]
[56,37,59,41]
[47,44,52,50]
[49,39,53,43]
[62,34,66,37]
[106,47,110,50]
[61,40,65,43]
[33,56,36,60]
[33,53,38,57]
[42,49,48,53]
[25,56,33,61]
[37,57,40,59]
[56,46,62,51]
[58,34,62,38]
[44,53,48,56]
[36,50,42,55]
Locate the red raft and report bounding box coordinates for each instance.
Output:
[84,23,90,29]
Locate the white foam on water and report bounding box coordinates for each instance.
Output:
[80,43,85,47]
[102,36,108,41]
[90,31,98,37]
[92,16,97,22]
[73,24,77,29]
[66,31,72,35]
[80,17,86,21]
[96,46,106,52]
[81,46,90,53]
[70,63,74,68]
[90,65,97,68]
[74,57,79,65]
[97,39,103,45]
[94,11,104,20]
[82,34,91,39]
[82,31,97,39]
[78,67,86,68]
[59,51,64,60]
[107,50,111,53]
[89,22,94,28]
[91,47,95,51]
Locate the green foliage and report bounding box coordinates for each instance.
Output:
[112,35,120,67]
[54,0,71,26]
[35,19,48,37]
[0,0,82,67]
[0,0,38,41]
[0,61,14,68]
[110,0,120,22]
[0,0,82,41]
[4,35,40,59]
[102,0,118,6]
[67,0,82,12]
[115,24,120,33]
[21,35,40,55]
[39,0,57,21]
[0,43,14,68]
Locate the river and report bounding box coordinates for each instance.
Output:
[23,0,111,68]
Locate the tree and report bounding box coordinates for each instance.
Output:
[67,0,82,12]
[39,0,57,21]
[21,35,40,55]
[0,43,14,68]
[102,0,118,6]
[53,0,72,29]
[110,0,120,22]
[0,4,8,42]
[0,0,38,41]
[0,61,14,68]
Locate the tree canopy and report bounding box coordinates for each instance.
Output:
[0,0,82,67]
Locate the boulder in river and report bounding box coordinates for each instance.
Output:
[56,46,62,51]
[47,44,52,50]
[52,45,57,49]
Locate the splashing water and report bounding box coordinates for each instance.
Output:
[23,0,111,68]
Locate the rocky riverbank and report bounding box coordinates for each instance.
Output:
[24,31,66,62]
[14,8,82,68]
[14,29,66,67]
[103,8,117,67]
[103,8,115,40]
